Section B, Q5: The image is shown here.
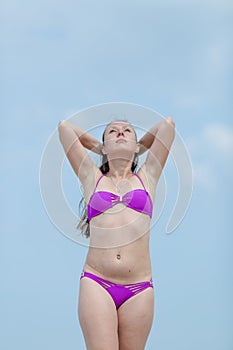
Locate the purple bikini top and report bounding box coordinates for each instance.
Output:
[87,173,153,222]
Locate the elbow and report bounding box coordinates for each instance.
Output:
[158,117,175,145]
[58,120,69,135]
[58,120,68,142]
[158,117,175,134]
[165,116,175,128]
[58,120,66,129]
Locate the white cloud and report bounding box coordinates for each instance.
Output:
[185,122,233,191]
[192,162,217,191]
[186,123,233,156]
[203,123,233,155]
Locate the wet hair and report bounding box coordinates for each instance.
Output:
[77,120,138,238]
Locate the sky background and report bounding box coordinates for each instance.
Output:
[1,0,233,349]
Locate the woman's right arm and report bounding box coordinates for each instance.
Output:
[58,120,102,185]
[59,120,103,154]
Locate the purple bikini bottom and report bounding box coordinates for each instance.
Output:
[80,271,154,309]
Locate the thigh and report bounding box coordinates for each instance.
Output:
[117,287,154,350]
[78,277,119,350]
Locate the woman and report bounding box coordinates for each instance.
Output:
[58,116,175,350]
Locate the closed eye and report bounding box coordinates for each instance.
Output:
[109,127,131,133]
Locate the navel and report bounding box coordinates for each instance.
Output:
[116,254,121,260]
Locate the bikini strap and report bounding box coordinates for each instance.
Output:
[134,173,147,191]
[93,173,105,192]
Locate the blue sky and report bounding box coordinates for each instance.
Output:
[1,0,233,349]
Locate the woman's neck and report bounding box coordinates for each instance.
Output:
[107,160,133,179]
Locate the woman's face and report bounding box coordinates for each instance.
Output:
[102,121,139,158]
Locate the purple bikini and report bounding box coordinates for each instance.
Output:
[80,271,153,309]
[87,172,153,221]
[81,172,154,309]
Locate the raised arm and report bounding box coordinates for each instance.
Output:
[58,120,102,186]
[138,122,163,155]
[140,117,175,184]
[59,120,103,154]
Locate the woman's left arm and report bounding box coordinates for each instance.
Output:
[138,121,162,155]
[140,117,175,183]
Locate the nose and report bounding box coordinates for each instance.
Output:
[117,129,124,137]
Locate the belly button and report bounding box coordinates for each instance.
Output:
[116,254,121,260]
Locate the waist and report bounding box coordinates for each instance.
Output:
[82,263,153,285]
[85,231,151,281]
[80,270,154,288]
